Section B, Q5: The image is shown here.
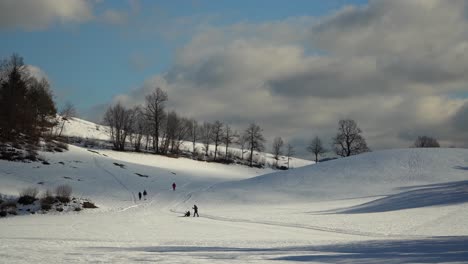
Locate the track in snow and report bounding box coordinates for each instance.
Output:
[93,156,136,204]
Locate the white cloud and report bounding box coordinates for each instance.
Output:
[89,1,468,154]
[0,0,94,31]
[25,65,49,81]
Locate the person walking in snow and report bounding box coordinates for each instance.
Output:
[193,204,199,217]
[138,192,142,201]
[143,190,147,200]
[172,182,176,191]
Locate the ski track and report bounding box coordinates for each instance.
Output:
[93,156,136,204]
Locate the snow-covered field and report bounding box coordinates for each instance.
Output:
[0,118,467,263]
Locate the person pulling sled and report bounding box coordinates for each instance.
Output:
[193,204,199,217]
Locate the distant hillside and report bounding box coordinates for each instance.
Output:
[60,117,110,141]
[191,148,468,204]
[60,117,313,169]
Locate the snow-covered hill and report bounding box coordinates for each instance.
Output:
[1,127,468,263]
[60,117,313,169]
[193,148,468,204]
[60,117,110,141]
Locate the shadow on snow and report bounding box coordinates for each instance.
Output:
[87,236,468,263]
[274,236,468,263]
[333,180,468,214]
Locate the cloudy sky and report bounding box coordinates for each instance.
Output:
[1,0,468,157]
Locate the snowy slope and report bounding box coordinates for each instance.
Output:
[1,143,468,263]
[60,117,313,169]
[193,148,468,204]
[60,117,110,140]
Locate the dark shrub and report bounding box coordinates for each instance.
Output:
[74,207,81,212]
[56,142,68,151]
[56,207,63,212]
[25,150,38,161]
[8,210,17,215]
[40,189,55,204]
[55,185,72,200]
[41,204,51,211]
[0,201,16,210]
[82,201,98,208]
[18,195,36,205]
[56,196,70,203]
[0,211,6,217]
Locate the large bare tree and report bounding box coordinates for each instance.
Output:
[223,124,236,160]
[57,101,76,137]
[332,119,369,157]
[188,119,199,156]
[272,136,284,163]
[307,136,326,163]
[129,106,146,152]
[103,102,134,151]
[145,87,168,154]
[238,133,247,160]
[211,120,224,161]
[286,143,295,169]
[163,111,190,155]
[244,123,265,167]
[200,122,213,158]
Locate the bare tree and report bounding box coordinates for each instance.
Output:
[244,123,265,167]
[413,136,440,148]
[272,137,284,164]
[333,119,370,157]
[129,106,146,152]
[57,101,76,137]
[307,136,326,163]
[238,133,247,160]
[286,144,295,169]
[200,122,213,157]
[211,120,224,161]
[223,124,236,160]
[60,102,76,120]
[103,102,134,151]
[188,119,199,156]
[175,117,191,154]
[145,87,168,154]
[164,111,190,155]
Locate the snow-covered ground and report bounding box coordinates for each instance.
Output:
[0,118,467,263]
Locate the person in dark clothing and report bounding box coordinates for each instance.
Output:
[193,204,199,217]
[172,182,176,191]
[184,211,191,217]
[143,190,147,200]
[138,192,142,201]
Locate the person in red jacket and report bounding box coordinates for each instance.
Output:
[172,182,176,191]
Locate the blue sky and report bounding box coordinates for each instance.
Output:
[1,0,467,152]
[0,0,367,111]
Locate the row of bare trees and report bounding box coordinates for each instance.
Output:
[302,120,440,163]
[271,119,370,164]
[103,87,270,167]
